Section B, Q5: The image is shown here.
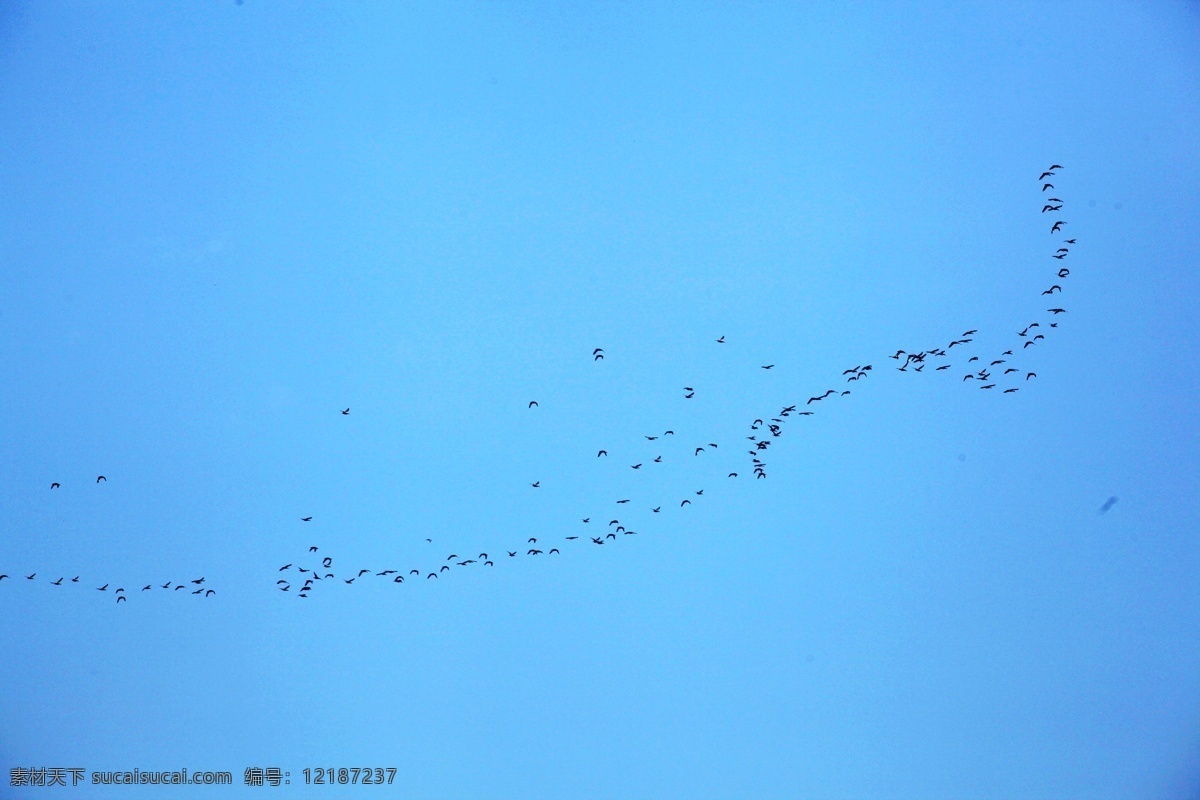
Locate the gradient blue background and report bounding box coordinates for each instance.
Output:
[2,2,1199,798]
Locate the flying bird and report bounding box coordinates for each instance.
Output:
[50,482,59,489]
[1026,373,1037,380]
[716,336,725,343]
[762,365,774,370]
[528,401,538,408]
[530,481,540,487]
[301,516,312,521]
[1042,183,1054,191]
[1099,496,1118,514]
[96,476,106,483]
[341,408,350,415]
[597,450,607,457]
[1051,221,1065,233]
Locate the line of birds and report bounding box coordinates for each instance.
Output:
[0,572,216,603]
[9,165,1078,604]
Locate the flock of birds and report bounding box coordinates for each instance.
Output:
[272,165,1080,599]
[8,166,1078,604]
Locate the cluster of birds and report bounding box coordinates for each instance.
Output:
[276,165,1080,598]
[888,165,1072,392]
[2,475,219,604]
[8,165,1078,604]
[0,571,216,604]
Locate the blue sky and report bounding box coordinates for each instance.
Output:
[2,2,1199,798]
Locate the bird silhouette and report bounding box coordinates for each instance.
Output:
[1051,221,1065,233]
[716,336,725,343]
[597,450,607,457]
[341,408,350,415]
[50,482,59,489]
[96,476,106,483]
[528,401,538,408]
[530,481,540,488]
[301,516,312,521]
